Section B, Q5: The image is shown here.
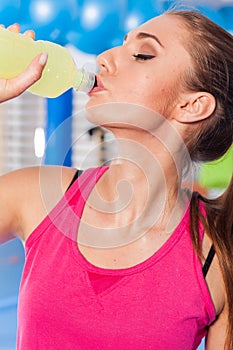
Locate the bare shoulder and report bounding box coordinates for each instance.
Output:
[0,165,77,242]
[0,165,76,188]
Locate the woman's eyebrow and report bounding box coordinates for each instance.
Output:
[124,32,164,48]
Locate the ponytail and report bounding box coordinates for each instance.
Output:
[190,172,233,349]
[215,174,233,349]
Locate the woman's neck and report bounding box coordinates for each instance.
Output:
[88,129,191,237]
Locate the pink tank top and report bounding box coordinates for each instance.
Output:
[17,167,216,350]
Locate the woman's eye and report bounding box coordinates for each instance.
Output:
[133,53,155,61]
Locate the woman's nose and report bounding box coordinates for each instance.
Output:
[97,47,118,75]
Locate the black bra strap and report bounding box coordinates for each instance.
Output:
[66,169,83,192]
[202,244,215,278]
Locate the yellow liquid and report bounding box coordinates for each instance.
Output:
[0,28,93,98]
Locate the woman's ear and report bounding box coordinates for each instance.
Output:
[173,92,216,124]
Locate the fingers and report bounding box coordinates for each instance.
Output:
[0,53,48,102]
[3,23,35,39]
[7,23,20,33]
[24,30,35,40]
[11,53,48,92]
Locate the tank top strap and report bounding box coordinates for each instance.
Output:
[45,166,109,242]
[65,166,109,206]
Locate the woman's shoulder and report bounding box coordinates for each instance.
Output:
[8,165,77,241]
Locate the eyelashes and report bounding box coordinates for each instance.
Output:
[133,53,155,61]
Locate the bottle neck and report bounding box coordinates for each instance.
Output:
[72,68,95,93]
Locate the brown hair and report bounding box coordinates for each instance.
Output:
[167,10,233,349]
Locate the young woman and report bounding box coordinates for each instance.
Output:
[0,9,232,350]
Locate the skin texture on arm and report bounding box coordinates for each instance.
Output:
[206,303,228,350]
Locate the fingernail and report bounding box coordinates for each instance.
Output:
[39,52,48,66]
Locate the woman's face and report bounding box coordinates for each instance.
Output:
[86,14,192,127]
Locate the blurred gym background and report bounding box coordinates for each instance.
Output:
[0,1,232,349]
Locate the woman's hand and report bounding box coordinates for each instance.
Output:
[0,23,48,103]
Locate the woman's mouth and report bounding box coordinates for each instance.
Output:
[89,76,105,95]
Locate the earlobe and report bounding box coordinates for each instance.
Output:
[175,92,216,124]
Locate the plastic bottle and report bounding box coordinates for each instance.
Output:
[0,27,95,98]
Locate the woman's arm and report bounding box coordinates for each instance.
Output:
[205,302,228,350]
[0,27,47,232]
[0,25,48,243]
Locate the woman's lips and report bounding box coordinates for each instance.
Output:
[89,76,105,95]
